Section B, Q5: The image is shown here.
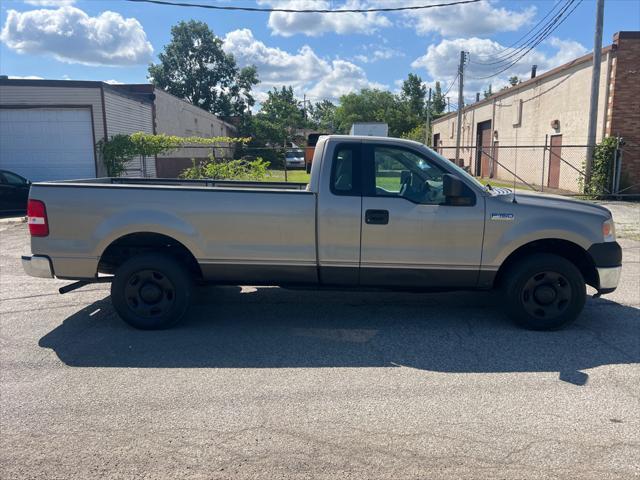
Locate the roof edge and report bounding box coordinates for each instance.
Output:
[433,43,615,124]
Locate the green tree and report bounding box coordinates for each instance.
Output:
[258,86,305,133]
[483,84,493,99]
[308,99,337,132]
[148,20,258,116]
[508,76,519,86]
[401,73,427,120]
[401,124,427,144]
[431,81,446,116]
[335,88,415,137]
[239,86,306,167]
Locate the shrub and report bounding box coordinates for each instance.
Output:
[180,156,270,181]
[97,134,136,177]
[98,132,251,177]
[581,137,617,197]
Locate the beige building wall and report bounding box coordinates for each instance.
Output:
[431,48,612,192]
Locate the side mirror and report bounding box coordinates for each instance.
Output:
[443,174,474,206]
[443,173,464,197]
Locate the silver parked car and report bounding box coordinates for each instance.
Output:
[22,135,621,330]
[285,149,305,168]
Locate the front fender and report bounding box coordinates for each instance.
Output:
[483,214,597,268]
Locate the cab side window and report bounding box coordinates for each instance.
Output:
[371,146,446,204]
[330,143,361,196]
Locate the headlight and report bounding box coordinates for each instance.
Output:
[602,218,616,242]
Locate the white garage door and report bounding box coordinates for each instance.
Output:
[0,108,96,181]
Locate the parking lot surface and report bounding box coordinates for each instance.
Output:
[1,222,639,479]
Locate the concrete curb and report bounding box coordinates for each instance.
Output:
[0,216,27,225]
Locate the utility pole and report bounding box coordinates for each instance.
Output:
[454,50,468,164]
[425,87,432,146]
[585,0,605,184]
[303,93,307,122]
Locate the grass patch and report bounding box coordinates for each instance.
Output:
[480,178,533,191]
[266,169,310,183]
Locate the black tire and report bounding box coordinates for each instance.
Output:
[111,253,193,330]
[502,253,586,331]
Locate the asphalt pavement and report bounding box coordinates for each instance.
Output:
[1,222,638,479]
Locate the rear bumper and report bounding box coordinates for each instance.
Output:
[22,255,54,278]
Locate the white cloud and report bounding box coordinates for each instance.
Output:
[8,75,44,79]
[258,0,390,37]
[308,59,385,99]
[223,28,383,102]
[411,36,588,99]
[24,0,76,6]
[353,45,403,64]
[368,0,535,37]
[103,79,124,85]
[0,6,153,66]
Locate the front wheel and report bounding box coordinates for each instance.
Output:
[111,253,193,330]
[502,253,586,330]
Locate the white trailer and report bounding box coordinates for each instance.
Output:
[349,122,388,137]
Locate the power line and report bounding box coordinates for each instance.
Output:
[442,74,459,97]
[471,0,575,66]
[467,0,583,80]
[471,0,568,62]
[124,0,483,13]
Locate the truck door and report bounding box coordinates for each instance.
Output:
[316,141,363,286]
[359,143,484,288]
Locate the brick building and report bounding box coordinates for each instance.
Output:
[431,31,640,193]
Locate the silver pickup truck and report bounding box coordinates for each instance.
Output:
[23,135,621,331]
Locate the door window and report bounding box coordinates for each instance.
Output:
[370,146,445,204]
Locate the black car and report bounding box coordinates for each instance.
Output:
[0,170,31,215]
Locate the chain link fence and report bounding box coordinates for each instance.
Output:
[438,139,638,197]
[150,139,639,197]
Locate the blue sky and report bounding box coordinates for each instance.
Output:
[1,0,639,104]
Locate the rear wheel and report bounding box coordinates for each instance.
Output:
[111,253,193,330]
[503,253,586,330]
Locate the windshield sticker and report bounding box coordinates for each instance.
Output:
[491,213,514,221]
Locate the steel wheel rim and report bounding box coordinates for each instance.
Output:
[124,269,176,318]
[521,270,572,320]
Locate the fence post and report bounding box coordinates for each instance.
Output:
[283,137,288,183]
[541,134,547,192]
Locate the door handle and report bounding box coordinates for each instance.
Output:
[365,209,389,225]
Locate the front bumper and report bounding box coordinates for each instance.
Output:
[587,242,622,293]
[597,266,622,291]
[22,255,54,278]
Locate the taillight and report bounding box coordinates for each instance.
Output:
[27,199,49,237]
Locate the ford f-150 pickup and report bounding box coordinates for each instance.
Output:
[22,135,622,331]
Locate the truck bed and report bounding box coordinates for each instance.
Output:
[43,177,309,191]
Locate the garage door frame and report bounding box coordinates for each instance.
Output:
[0,104,99,178]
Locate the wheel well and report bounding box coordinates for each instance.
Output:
[98,232,202,279]
[494,239,598,289]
